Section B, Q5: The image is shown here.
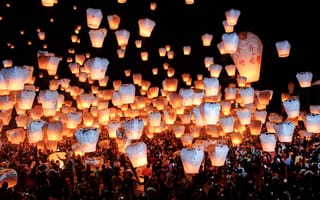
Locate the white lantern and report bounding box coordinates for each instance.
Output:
[222,20,234,33]
[45,120,63,141]
[126,142,147,168]
[236,108,251,125]
[207,144,229,167]
[273,121,295,143]
[180,147,204,174]
[180,134,194,147]
[75,127,100,153]
[27,120,46,143]
[201,33,213,47]
[107,120,121,138]
[209,64,223,78]
[66,111,82,129]
[0,168,18,188]
[275,40,291,58]
[84,57,109,80]
[225,8,241,26]
[172,123,185,138]
[148,111,162,127]
[225,64,236,77]
[219,115,234,133]
[138,18,156,37]
[203,77,219,96]
[222,32,239,54]
[239,86,254,105]
[248,120,263,136]
[296,71,313,88]
[303,113,320,133]
[282,98,300,118]
[86,8,103,29]
[200,102,220,125]
[259,133,277,152]
[107,14,121,30]
[89,28,107,48]
[119,84,136,104]
[0,66,29,91]
[123,118,144,140]
[115,29,130,48]
[6,127,26,144]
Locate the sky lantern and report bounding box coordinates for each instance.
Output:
[219,115,234,133]
[303,113,320,133]
[282,97,300,118]
[86,8,103,29]
[225,8,241,26]
[45,120,63,141]
[84,57,109,80]
[222,20,234,33]
[75,127,100,153]
[248,119,263,135]
[222,32,239,54]
[123,118,144,140]
[201,33,213,46]
[296,71,313,88]
[275,40,291,57]
[200,102,220,125]
[138,18,156,37]
[180,147,204,174]
[0,66,29,91]
[259,133,277,152]
[41,0,55,7]
[115,29,130,48]
[230,32,263,83]
[273,121,295,143]
[107,14,121,30]
[203,77,219,96]
[27,119,46,144]
[209,64,222,78]
[6,127,26,144]
[207,144,229,167]
[119,83,136,104]
[126,142,147,168]
[89,28,108,48]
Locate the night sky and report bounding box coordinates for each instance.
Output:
[0,0,320,112]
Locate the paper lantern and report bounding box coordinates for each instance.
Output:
[84,157,104,171]
[15,114,29,129]
[86,8,103,29]
[0,66,29,91]
[200,102,220,125]
[138,18,156,37]
[75,127,100,153]
[84,57,109,80]
[148,111,161,127]
[222,32,239,54]
[239,86,254,105]
[207,144,229,167]
[230,132,243,146]
[225,64,236,77]
[118,83,135,104]
[192,89,204,105]
[256,90,273,108]
[303,113,320,133]
[236,76,247,87]
[45,120,63,141]
[192,106,206,126]
[27,120,46,143]
[126,142,147,168]
[209,64,222,78]
[219,115,234,133]
[0,168,18,188]
[89,28,107,48]
[66,111,82,129]
[38,89,58,111]
[296,71,313,88]
[236,108,251,125]
[180,147,204,174]
[162,78,178,92]
[107,120,121,138]
[180,134,194,147]
[0,94,15,111]
[273,121,295,143]
[282,98,300,118]
[259,133,277,152]
[203,77,219,96]
[107,14,121,30]
[275,40,291,57]
[141,51,149,61]
[41,0,55,7]
[172,123,185,138]
[204,57,214,68]
[123,118,144,140]
[225,8,241,26]
[201,33,213,46]
[224,86,236,100]
[6,127,26,144]
[222,20,234,33]
[230,32,263,83]
[248,119,263,135]
[183,46,191,55]
[115,29,130,48]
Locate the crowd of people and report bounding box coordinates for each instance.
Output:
[0,120,320,200]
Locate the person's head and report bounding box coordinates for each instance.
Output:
[1,181,8,189]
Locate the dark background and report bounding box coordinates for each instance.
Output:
[0,0,319,112]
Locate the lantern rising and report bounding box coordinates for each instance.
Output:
[126,142,148,168]
[180,147,204,174]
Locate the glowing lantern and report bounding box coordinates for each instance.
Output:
[118,84,135,104]
[201,33,213,46]
[207,144,229,167]
[126,142,147,168]
[219,115,234,133]
[89,28,107,48]
[150,2,157,10]
[204,57,214,68]
[192,106,206,126]
[123,118,144,140]
[115,29,130,48]
[172,123,185,138]
[75,127,100,153]
[256,90,273,109]
[15,114,29,128]
[0,94,15,110]
[310,105,320,114]
[138,18,156,37]
[239,86,254,105]
[1,66,29,91]
[275,40,291,57]
[208,64,222,78]
[162,78,178,92]
[225,8,241,26]
[183,46,191,55]
[141,51,149,61]
[303,113,320,133]
[2,59,12,68]
[148,111,161,127]
[38,89,58,111]
[41,0,55,7]
[224,86,236,100]
[180,147,204,174]
[259,133,277,152]
[0,168,18,188]
[230,32,263,83]
[236,108,251,125]
[225,64,236,77]
[230,132,243,145]
[248,119,263,135]
[66,111,82,129]
[45,120,63,141]
[158,47,166,57]
[273,121,295,143]
[180,134,194,147]
[222,32,239,53]
[27,120,46,143]
[222,20,234,33]
[282,98,300,118]
[6,128,26,144]
[203,77,219,96]
[84,57,109,80]
[296,71,313,88]
[86,8,103,29]
[200,102,220,125]
[106,120,120,138]
[107,14,121,30]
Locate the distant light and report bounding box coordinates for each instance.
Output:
[27,41,32,45]
[50,18,54,23]
[117,0,127,4]
[73,5,77,10]
[150,2,157,11]
[6,3,10,7]
[20,30,24,35]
